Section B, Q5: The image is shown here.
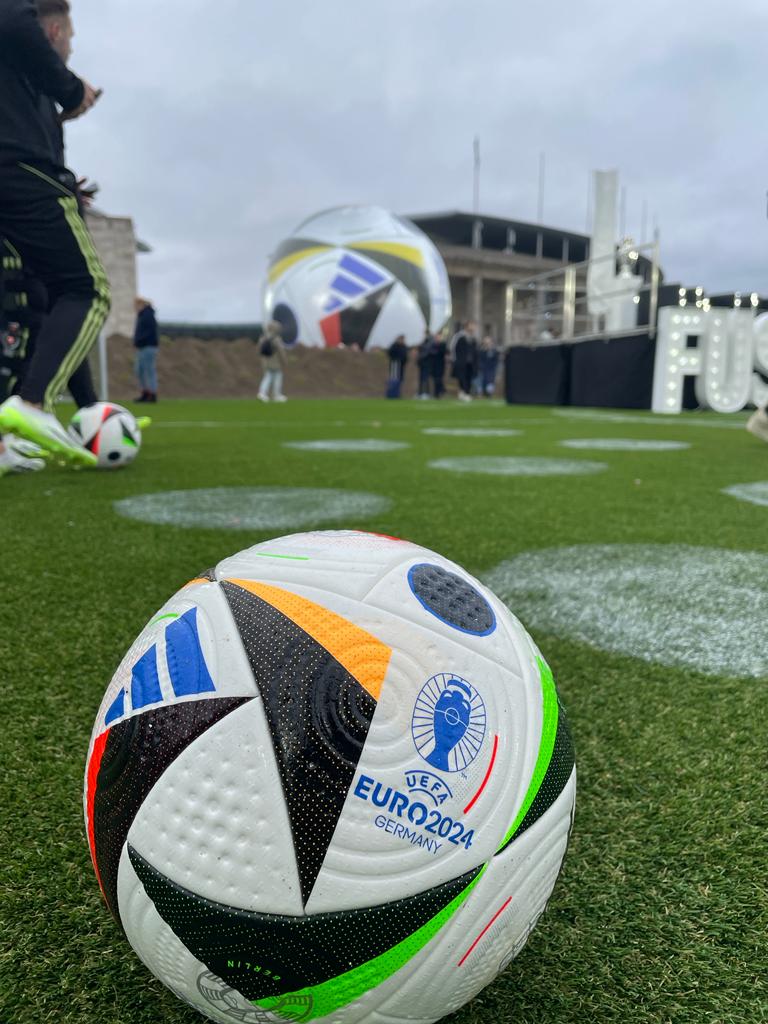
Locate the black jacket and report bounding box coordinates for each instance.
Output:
[134,306,159,349]
[0,0,84,168]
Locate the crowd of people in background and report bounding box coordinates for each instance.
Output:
[388,321,501,401]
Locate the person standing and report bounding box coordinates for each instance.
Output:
[450,321,479,401]
[387,335,408,398]
[416,329,435,399]
[479,331,500,397]
[134,297,159,402]
[0,0,109,465]
[746,406,768,442]
[431,329,447,398]
[257,320,287,402]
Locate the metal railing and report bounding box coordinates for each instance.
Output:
[505,233,661,347]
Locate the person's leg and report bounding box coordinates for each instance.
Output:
[0,164,110,409]
[273,370,286,401]
[145,347,158,400]
[0,164,109,463]
[68,357,99,409]
[137,349,153,400]
[135,349,147,400]
[258,370,270,400]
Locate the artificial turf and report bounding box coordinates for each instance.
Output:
[0,398,766,1024]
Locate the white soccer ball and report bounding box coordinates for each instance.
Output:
[263,205,453,349]
[68,402,142,469]
[84,531,575,1024]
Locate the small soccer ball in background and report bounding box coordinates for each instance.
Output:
[84,531,576,1024]
[68,403,143,469]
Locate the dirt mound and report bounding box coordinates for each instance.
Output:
[104,335,444,400]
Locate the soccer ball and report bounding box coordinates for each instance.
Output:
[68,402,143,469]
[84,531,576,1024]
[263,206,453,349]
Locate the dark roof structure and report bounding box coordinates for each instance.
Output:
[408,210,591,264]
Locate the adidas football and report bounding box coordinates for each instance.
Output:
[84,531,576,1024]
[68,402,143,468]
[263,206,452,349]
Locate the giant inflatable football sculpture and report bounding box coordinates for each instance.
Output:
[263,206,452,349]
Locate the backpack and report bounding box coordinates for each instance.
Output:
[260,336,274,357]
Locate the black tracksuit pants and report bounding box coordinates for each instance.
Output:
[1,238,98,408]
[0,160,110,410]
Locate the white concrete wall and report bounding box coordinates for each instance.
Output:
[85,212,137,338]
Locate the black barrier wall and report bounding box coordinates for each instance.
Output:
[505,334,674,409]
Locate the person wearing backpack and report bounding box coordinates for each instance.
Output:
[258,320,287,402]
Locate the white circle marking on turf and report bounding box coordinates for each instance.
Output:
[722,482,768,508]
[284,439,410,452]
[429,456,607,477]
[560,438,690,452]
[423,428,523,438]
[114,487,392,531]
[485,544,768,679]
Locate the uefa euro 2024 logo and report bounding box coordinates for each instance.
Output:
[411,673,486,774]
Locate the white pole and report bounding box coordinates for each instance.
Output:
[473,137,481,214]
[538,152,546,223]
[97,330,108,401]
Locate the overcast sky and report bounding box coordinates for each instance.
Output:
[66,0,768,321]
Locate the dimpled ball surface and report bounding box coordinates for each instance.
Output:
[84,530,576,1024]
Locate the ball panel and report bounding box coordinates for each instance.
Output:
[90,696,252,924]
[127,842,480,1010]
[127,700,304,916]
[221,579,381,906]
[215,531,421,603]
[86,582,260,752]
[389,776,575,1024]
[305,630,537,914]
[496,679,575,854]
[118,848,246,1024]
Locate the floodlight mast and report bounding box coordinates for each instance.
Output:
[473,137,480,215]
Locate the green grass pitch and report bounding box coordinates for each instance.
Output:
[1,398,765,1024]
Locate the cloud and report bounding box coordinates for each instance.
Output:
[66,0,768,318]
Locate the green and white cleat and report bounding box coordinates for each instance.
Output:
[0,395,97,467]
[0,434,48,477]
